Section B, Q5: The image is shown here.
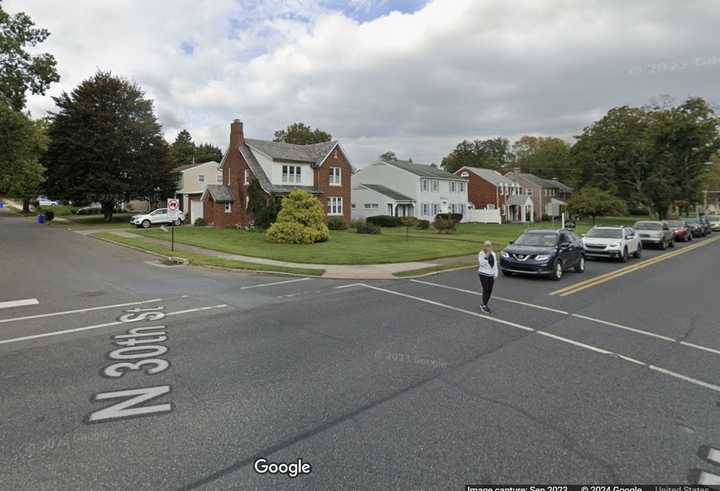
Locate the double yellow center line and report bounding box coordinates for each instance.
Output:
[551,235,720,297]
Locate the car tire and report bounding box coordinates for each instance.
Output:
[660,239,667,250]
[633,244,642,258]
[501,269,512,276]
[620,247,629,262]
[550,260,563,281]
[669,238,675,248]
[688,233,693,241]
[174,219,182,226]
[574,256,585,273]
[142,220,151,229]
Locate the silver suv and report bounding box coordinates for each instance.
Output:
[633,221,674,250]
[582,226,642,262]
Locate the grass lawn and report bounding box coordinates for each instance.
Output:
[51,213,136,229]
[94,233,325,276]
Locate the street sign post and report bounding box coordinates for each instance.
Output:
[167,199,179,252]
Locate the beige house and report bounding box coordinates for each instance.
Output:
[175,161,222,224]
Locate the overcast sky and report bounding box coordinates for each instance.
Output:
[9,0,720,167]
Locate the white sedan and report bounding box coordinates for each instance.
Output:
[130,208,185,228]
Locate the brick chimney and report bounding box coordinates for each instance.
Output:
[230,119,244,147]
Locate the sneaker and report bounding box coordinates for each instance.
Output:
[480,305,490,314]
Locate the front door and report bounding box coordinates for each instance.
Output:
[190,199,204,224]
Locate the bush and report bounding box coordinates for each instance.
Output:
[434,213,462,223]
[266,189,330,244]
[367,215,403,227]
[400,216,419,227]
[354,221,381,234]
[193,218,206,226]
[350,218,366,229]
[417,219,430,230]
[327,216,347,230]
[433,217,457,234]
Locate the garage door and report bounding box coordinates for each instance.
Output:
[190,199,204,224]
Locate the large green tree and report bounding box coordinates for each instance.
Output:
[0,2,59,111]
[512,136,572,182]
[273,122,332,145]
[43,71,177,221]
[195,142,222,163]
[170,129,195,166]
[441,137,514,173]
[566,187,627,224]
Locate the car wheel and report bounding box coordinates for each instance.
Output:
[574,256,585,273]
[633,244,642,258]
[174,219,182,226]
[660,239,667,250]
[688,233,693,241]
[501,269,512,277]
[620,247,629,262]
[142,219,151,229]
[550,260,563,281]
[669,238,675,248]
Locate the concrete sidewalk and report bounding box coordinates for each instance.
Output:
[100,230,476,279]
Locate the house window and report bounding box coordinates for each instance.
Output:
[244,169,249,185]
[421,179,429,192]
[224,202,231,214]
[328,197,343,216]
[363,203,379,209]
[431,180,439,192]
[329,167,341,186]
[459,182,466,193]
[282,165,301,184]
[198,175,205,183]
[431,203,440,216]
[499,186,504,196]
[216,174,223,184]
[450,182,456,193]
[421,203,429,216]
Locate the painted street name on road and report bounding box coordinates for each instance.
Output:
[87,306,173,423]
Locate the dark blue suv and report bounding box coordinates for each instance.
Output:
[500,229,585,280]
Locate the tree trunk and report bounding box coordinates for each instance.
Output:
[102,201,114,222]
[22,199,30,213]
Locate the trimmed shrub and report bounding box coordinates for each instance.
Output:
[433,217,457,234]
[327,216,348,230]
[266,189,330,244]
[400,216,419,227]
[354,221,381,234]
[193,218,207,226]
[434,213,462,223]
[350,218,366,229]
[417,219,430,230]
[367,215,403,227]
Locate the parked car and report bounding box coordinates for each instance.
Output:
[699,216,713,235]
[500,229,585,280]
[36,196,60,207]
[130,208,185,228]
[706,215,720,231]
[684,217,707,237]
[633,221,674,249]
[665,220,693,242]
[582,226,642,262]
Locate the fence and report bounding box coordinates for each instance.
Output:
[461,208,502,224]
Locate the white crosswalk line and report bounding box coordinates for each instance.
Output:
[0,298,39,310]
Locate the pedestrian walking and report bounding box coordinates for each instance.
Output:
[477,240,498,313]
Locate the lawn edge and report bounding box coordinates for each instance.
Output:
[393,262,477,278]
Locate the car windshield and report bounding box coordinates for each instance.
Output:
[514,233,558,247]
[586,228,622,239]
[665,221,684,227]
[686,218,700,224]
[634,222,662,230]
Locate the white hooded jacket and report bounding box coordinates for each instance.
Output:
[477,251,498,278]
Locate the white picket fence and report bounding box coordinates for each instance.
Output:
[461,209,502,224]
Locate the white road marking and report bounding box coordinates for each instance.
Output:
[239,278,311,290]
[696,471,720,485]
[411,279,569,314]
[571,313,676,342]
[355,283,720,394]
[0,298,163,325]
[335,283,365,289]
[0,304,229,346]
[0,298,39,310]
[679,341,720,356]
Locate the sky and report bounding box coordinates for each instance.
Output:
[9,0,720,167]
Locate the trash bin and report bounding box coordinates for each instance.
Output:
[37,213,45,224]
[45,211,54,222]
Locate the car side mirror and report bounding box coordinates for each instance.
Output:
[559,242,570,249]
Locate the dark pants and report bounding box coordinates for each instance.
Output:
[478,274,494,306]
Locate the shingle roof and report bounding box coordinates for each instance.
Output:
[245,138,337,165]
[203,185,234,203]
[385,160,464,180]
[512,172,572,191]
[239,144,320,195]
[361,184,414,201]
[459,167,516,187]
[175,161,220,172]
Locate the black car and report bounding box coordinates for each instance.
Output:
[500,229,585,280]
[685,217,707,237]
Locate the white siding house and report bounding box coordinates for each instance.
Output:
[351,160,468,220]
[176,161,222,224]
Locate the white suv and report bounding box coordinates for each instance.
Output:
[130,208,185,228]
[582,226,642,262]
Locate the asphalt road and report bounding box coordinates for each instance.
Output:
[1,208,720,490]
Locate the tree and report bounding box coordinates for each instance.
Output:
[170,129,195,166]
[512,136,573,182]
[441,137,514,173]
[245,179,277,229]
[273,122,332,145]
[43,71,177,221]
[566,187,627,224]
[195,142,222,163]
[0,3,59,111]
[0,105,47,211]
[379,151,398,162]
[266,189,330,243]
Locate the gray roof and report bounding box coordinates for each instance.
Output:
[385,159,464,180]
[245,138,337,165]
[506,194,533,206]
[511,172,572,191]
[361,184,414,202]
[239,144,320,195]
[459,167,516,187]
[204,184,234,203]
[548,178,573,193]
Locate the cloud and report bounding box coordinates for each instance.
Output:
[8,0,720,166]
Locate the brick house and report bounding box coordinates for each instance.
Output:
[203,120,352,228]
[455,166,533,223]
[505,170,573,221]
